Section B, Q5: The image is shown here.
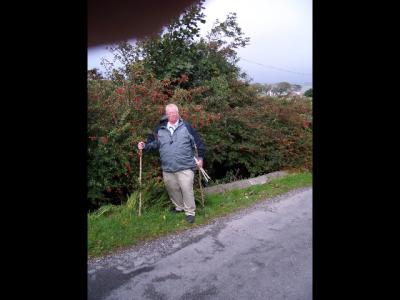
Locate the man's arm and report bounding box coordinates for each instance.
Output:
[184,121,206,159]
[138,127,160,151]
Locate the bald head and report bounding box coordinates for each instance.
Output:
[165,103,179,113]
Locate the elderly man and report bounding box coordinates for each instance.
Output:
[138,103,205,223]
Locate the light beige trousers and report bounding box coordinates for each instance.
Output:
[163,169,196,216]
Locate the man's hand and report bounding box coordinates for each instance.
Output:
[195,158,203,169]
[138,141,145,150]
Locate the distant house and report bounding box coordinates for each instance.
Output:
[289,90,303,96]
[261,83,312,97]
[267,89,301,97]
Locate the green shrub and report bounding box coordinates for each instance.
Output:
[88,76,312,210]
[304,88,312,97]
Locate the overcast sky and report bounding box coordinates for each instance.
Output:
[88,0,312,85]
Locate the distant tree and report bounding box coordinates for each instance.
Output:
[88,68,104,80]
[250,83,265,94]
[291,84,302,93]
[101,0,250,87]
[272,82,291,96]
[304,88,312,97]
[251,83,279,95]
[263,84,273,95]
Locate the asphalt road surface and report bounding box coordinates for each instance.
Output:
[88,187,312,300]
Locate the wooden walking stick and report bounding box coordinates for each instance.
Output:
[194,145,205,212]
[138,148,142,216]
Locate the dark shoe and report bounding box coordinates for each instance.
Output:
[185,215,195,223]
[170,207,184,214]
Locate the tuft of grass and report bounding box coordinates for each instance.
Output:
[88,172,312,258]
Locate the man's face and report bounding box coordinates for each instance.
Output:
[166,107,179,124]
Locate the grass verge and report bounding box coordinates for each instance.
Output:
[88,171,312,258]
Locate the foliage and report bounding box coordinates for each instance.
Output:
[101,0,249,87]
[304,88,312,97]
[88,68,104,80]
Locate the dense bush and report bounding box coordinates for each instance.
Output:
[88,75,311,209]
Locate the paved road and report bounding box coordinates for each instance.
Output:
[88,187,312,300]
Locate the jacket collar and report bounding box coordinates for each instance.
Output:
[161,118,183,129]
